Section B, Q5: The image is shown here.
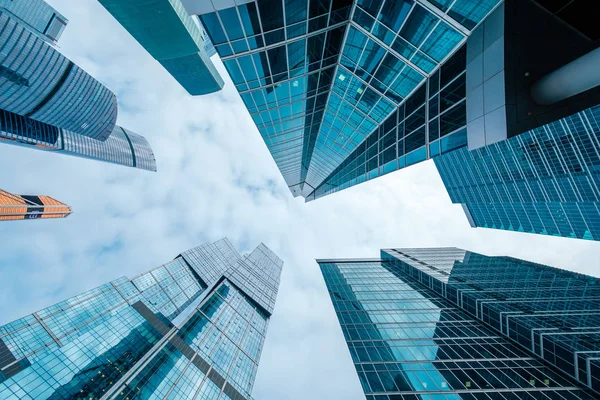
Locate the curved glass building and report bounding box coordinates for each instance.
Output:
[0,7,117,141]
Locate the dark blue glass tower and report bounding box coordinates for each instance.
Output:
[0,0,156,171]
[0,238,282,399]
[319,247,600,399]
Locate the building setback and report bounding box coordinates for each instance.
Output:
[319,247,600,399]
[0,0,157,171]
[434,105,600,241]
[0,189,71,221]
[156,0,600,241]
[0,238,283,399]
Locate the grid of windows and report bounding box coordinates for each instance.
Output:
[197,0,501,198]
[0,108,157,172]
[0,10,117,141]
[0,189,71,221]
[434,105,600,241]
[311,47,467,200]
[97,0,224,96]
[0,239,282,399]
[384,247,600,394]
[0,0,67,43]
[319,252,598,399]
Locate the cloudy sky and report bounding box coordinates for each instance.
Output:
[1,1,599,399]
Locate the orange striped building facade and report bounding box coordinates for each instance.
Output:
[0,189,71,221]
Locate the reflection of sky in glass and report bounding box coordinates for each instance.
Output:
[383,247,467,283]
[339,262,457,395]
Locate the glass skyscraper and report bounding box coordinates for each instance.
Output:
[0,189,71,221]
[0,238,283,399]
[435,105,600,241]
[183,0,501,199]
[0,0,156,171]
[98,0,224,95]
[319,247,600,399]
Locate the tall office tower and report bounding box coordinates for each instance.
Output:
[319,247,600,399]
[0,0,156,171]
[0,238,282,399]
[434,105,600,241]
[185,1,599,207]
[97,0,224,95]
[0,189,71,221]
[0,0,116,140]
[0,109,157,171]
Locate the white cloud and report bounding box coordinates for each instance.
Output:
[0,0,599,399]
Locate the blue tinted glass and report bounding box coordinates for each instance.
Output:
[357,0,384,17]
[379,0,413,31]
[219,8,244,40]
[420,22,463,62]
[400,5,439,47]
[285,0,308,24]
[257,0,284,32]
[200,13,227,44]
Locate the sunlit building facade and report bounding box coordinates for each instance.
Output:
[0,189,71,221]
[319,247,600,399]
[0,0,156,171]
[0,238,283,399]
[190,0,493,199]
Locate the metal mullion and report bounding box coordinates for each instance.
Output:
[349,20,428,77]
[517,129,552,203]
[303,21,353,183]
[103,330,179,400]
[221,21,348,61]
[416,0,469,36]
[558,118,588,201]
[161,355,196,400]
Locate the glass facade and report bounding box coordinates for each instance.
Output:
[0,238,282,399]
[193,0,500,199]
[0,0,67,43]
[0,108,157,171]
[0,4,117,141]
[435,105,600,241]
[319,247,600,399]
[0,189,71,221]
[98,0,224,96]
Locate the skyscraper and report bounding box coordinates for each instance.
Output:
[184,0,599,209]
[319,247,600,398]
[0,0,156,171]
[0,189,71,221]
[0,109,157,171]
[434,105,600,241]
[0,238,283,399]
[97,0,224,95]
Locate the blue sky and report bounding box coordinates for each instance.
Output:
[0,1,599,399]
